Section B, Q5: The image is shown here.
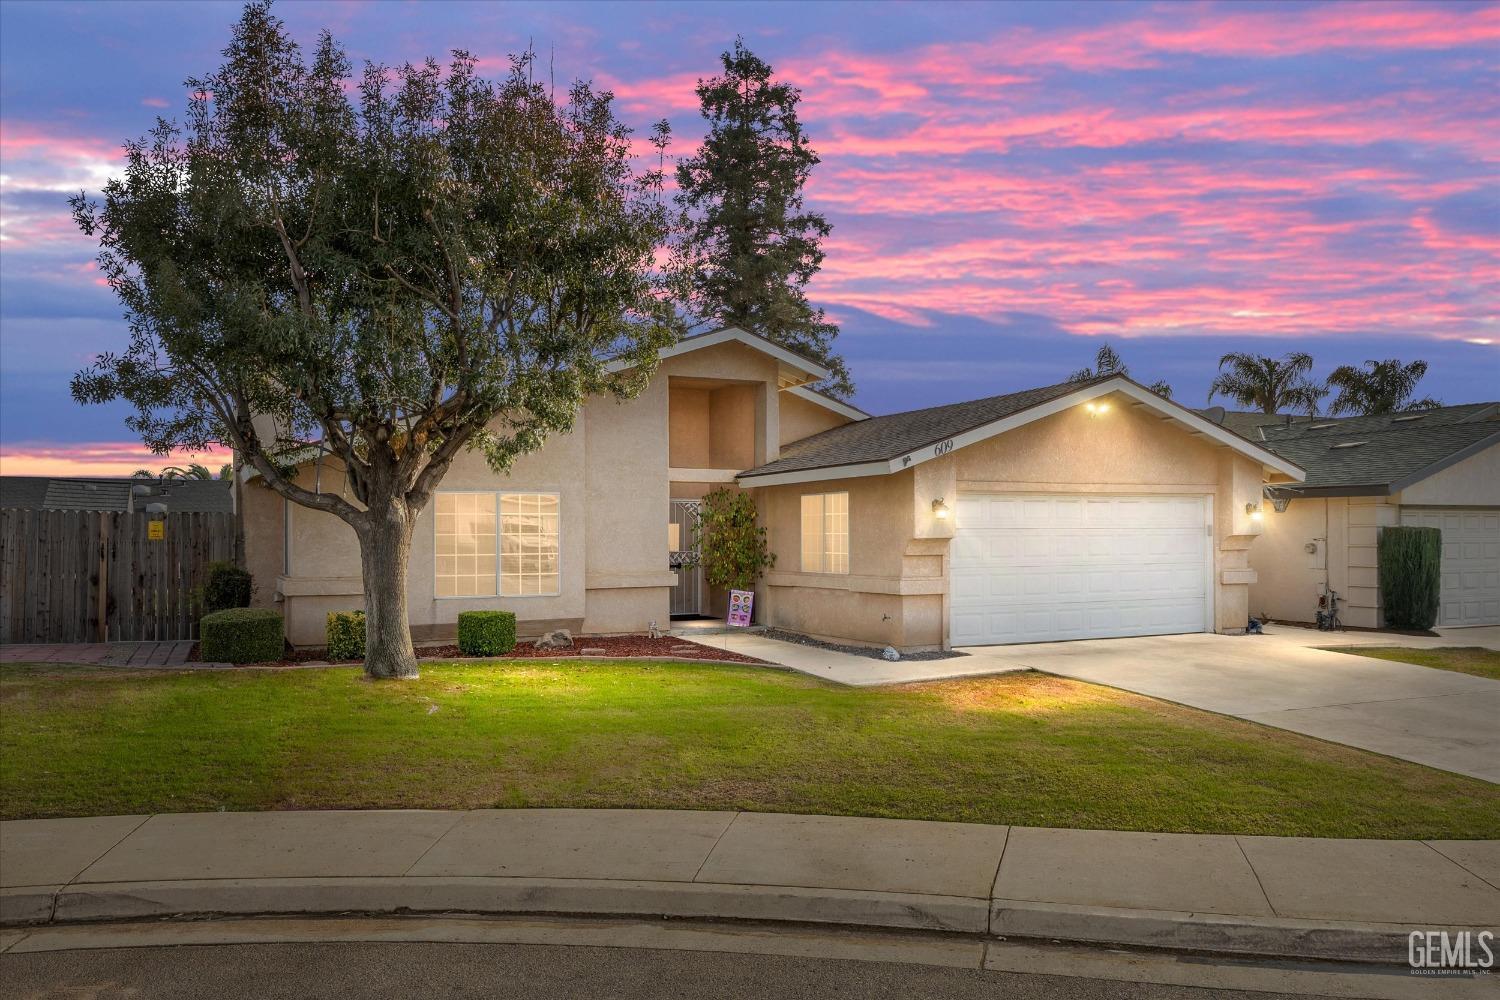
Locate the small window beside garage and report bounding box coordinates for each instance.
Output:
[800,492,849,574]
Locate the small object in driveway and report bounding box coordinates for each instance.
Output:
[1247,618,1263,634]
[881,646,901,661]
[535,629,574,650]
[1315,589,1343,632]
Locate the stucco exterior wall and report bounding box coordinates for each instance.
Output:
[1393,442,1500,506]
[779,392,851,446]
[1249,496,1396,629]
[756,396,1271,650]
[257,337,793,645]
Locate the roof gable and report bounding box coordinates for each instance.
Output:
[606,326,832,388]
[740,375,1304,486]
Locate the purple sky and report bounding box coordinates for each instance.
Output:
[1,0,1496,475]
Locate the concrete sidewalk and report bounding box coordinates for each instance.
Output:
[3,809,1495,964]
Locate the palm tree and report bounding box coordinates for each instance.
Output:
[131,469,155,479]
[1068,343,1172,397]
[1207,352,1326,415]
[160,463,214,480]
[1324,359,1441,416]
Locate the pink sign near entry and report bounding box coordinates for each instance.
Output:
[727,589,754,627]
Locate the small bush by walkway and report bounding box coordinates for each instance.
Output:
[2,660,1496,838]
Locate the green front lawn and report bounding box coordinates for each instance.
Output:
[3,660,1497,838]
[1324,645,1500,681]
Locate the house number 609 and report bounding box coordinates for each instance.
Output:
[933,439,954,457]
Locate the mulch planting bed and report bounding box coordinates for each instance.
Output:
[191,634,769,667]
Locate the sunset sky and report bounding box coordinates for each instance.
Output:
[1,0,1496,476]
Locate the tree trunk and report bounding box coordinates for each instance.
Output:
[357,504,420,680]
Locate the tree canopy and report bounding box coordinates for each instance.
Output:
[1067,344,1172,398]
[1325,359,1440,416]
[72,1,679,677]
[674,39,853,398]
[1207,352,1326,414]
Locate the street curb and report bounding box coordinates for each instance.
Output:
[2,877,1454,966]
[44,877,986,935]
[990,899,1431,964]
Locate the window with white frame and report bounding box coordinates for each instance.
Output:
[800,492,849,574]
[435,492,559,597]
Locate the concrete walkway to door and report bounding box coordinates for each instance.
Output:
[957,630,1500,783]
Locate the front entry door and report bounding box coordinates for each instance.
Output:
[669,499,703,616]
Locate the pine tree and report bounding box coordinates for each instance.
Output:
[675,39,853,398]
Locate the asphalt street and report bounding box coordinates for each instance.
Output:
[0,940,1384,1000]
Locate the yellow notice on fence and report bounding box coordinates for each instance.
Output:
[148,520,165,541]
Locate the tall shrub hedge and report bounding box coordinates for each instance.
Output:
[326,611,366,660]
[1378,526,1442,630]
[202,561,252,613]
[200,607,285,663]
[457,611,516,656]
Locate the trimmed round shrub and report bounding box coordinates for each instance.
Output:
[326,610,366,660]
[200,608,285,664]
[457,610,517,656]
[1379,526,1442,630]
[202,561,252,613]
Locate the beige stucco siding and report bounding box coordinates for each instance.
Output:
[755,397,1270,650]
[1250,441,1499,629]
[779,391,851,446]
[1393,442,1500,506]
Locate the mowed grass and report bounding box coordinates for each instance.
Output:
[1324,645,1500,682]
[3,660,1497,838]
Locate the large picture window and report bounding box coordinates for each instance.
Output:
[800,492,849,574]
[435,492,559,597]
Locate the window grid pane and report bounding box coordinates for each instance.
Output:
[501,493,560,596]
[801,492,849,575]
[435,493,498,597]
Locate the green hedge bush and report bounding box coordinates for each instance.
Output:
[200,607,284,664]
[326,610,366,660]
[1379,526,1442,630]
[202,561,252,613]
[457,610,517,656]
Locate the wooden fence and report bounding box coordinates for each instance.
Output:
[0,509,236,644]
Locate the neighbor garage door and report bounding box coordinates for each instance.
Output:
[950,494,1210,646]
[1399,509,1500,627]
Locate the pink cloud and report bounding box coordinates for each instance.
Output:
[0,442,234,478]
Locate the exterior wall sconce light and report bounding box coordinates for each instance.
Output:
[932,498,951,520]
[1245,502,1263,522]
[1270,495,1292,514]
[1084,401,1110,415]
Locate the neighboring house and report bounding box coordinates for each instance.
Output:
[246,327,1304,650]
[1205,405,1500,629]
[0,476,234,514]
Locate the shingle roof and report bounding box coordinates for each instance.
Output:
[741,377,1105,478]
[1196,403,1500,493]
[1258,419,1500,492]
[0,476,234,513]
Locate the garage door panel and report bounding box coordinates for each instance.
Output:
[1399,509,1500,627]
[950,493,1209,645]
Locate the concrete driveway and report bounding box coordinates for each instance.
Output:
[957,630,1500,783]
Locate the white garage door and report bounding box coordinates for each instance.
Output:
[1399,509,1500,627]
[950,494,1210,646]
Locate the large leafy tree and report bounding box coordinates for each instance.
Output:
[72,2,678,678]
[674,39,853,398]
[1207,352,1326,414]
[1067,344,1172,397]
[1324,359,1440,415]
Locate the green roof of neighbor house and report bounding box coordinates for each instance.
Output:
[740,374,1303,484]
[1198,403,1500,496]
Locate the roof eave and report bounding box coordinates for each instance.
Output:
[739,376,1306,487]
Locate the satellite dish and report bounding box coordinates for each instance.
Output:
[131,484,153,496]
[144,502,168,514]
[1201,406,1226,425]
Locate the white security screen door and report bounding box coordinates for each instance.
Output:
[950,494,1210,646]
